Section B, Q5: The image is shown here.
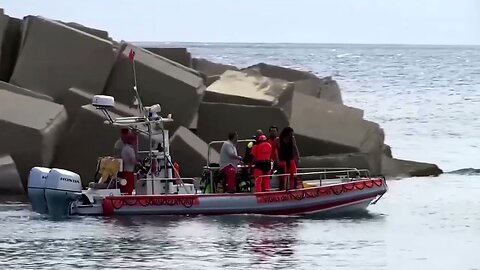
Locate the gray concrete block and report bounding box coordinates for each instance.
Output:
[0,154,25,194]
[277,91,383,174]
[10,16,115,101]
[203,70,294,106]
[294,77,343,104]
[300,153,372,170]
[170,126,219,177]
[242,62,318,82]
[197,102,289,149]
[381,155,443,178]
[58,21,110,40]
[61,87,95,122]
[0,14,8,75]
[189,113,198,130]
[104,42,205,131]
[192,58,239,76]
[0,81,53,102]
[144,47,192,67]
[205,75,220,87]
[279,90,363,120]
[0,14,21,82]
[382,144,392,158]
[0,90,67,184]
[196,100,361,158]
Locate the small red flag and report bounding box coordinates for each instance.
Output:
[128,49,135,60]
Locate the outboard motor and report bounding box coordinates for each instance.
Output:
[27,167,51,214]
[44,168,82,217]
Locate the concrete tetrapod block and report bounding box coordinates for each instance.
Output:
[197,102,289,154]
[144,47,192,67]
[104,42,205,131]
[0,13,21,82]
[196,101,359,157]
[203,70,294,106]
[62,87,95,121]
[279,90,363,122]
[0,81,53,102]
[206,75,220,87]
[278,91,383,174]
[53,104,149,186]
[0,90,67,184]
[10,16,115,101]
[242,62,318,82]
[300,153,372,170]
[294,77,343,104]
[0,155,25,194]
[0,13,9,77]
[58,21,111,40]
[382,144,392,158]
[170,126,220,178]
[381,155,443,178]
[192,58,239,76]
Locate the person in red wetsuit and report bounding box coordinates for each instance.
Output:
[119,133,137,194]
[252,135,273,192]
[276,127,300,190]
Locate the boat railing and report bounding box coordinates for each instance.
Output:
[207,139,255,165]
[136,177,197,194]
[297,167,370,177]
[254,168,371,189]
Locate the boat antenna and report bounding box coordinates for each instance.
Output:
[128,46,155,178]
[128,47,145,117]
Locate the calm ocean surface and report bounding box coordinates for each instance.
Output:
[1,43,479,269]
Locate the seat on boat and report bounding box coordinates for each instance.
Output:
[89,157,123,189]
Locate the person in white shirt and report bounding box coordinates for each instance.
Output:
[219,132,242,193]
[114,128,129,157]
[119,133,137,194]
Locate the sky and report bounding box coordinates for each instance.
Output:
[1,0,480,45]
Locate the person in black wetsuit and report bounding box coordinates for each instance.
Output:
[275,127,300,190]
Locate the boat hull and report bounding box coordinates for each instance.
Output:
[73,178,387,217]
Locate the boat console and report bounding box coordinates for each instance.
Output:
[92,95,196,196]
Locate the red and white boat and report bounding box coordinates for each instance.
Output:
[26,94,387,218]
[25,48,387,218]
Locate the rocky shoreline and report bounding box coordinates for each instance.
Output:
[0,8,442,195]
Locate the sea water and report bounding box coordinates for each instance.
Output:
[1,43,479,269]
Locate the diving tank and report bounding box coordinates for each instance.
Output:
[27,167,51,214]
[44,168,82,217]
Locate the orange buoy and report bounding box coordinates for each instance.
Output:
[102,198,114,216]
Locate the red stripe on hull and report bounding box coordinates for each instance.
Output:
[255,178,385,204]
[101,178,386,216]
[253,194,378,215]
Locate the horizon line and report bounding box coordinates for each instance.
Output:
[130,40,480,47]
